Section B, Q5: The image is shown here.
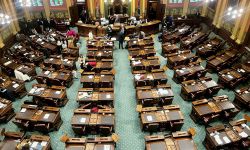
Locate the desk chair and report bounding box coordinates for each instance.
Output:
[35,76,46,84]
[146,123,159,134]
[170,120,184,131]
[48,78,64,86]
[34,123,50,133]
[72,126,86,135]
[100,126,112,136]
[142,99,155,107]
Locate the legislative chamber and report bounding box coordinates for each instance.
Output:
[0,0,249,150]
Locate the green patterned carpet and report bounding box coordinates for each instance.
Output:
[0,35,249,150]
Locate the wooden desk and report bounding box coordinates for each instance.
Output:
[173,64,206,83]
[180,77,220,101]
[162,43,179,55]
[234,87,250,109]
[64,137,115,150]
[140,105,184,131]
[0,98,15,122]
[76,23,98,36]
[28,84,68,107]
[81,74,114,88]
[0,131,25,150]
[28,135,51,150]
[134,71,168,88]
[71,108,115,135]
[0,77,27,100]
[77,88,114,107]
[145,131,197,150]
[163,25,191,43]
[180,32,207,49]
[32,37,57,54]
[196,37,223,58]
[13,104,62,132]
[36,70,73,88]
[137,86,174,106]
[129,49,156,59]
[131,58,160,72]
[167,51,198,69]
[190,95,239,124]
[13,44,44,65]
[87,50,113,60]
[0,59,36,80]
[140,20,161,35]
[229,119,250,148]
[206,49,241,72]
[204,124,241,150]
[44,57,76,70]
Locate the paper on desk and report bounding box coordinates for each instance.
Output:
[13,84,19,88]
[88,75,93,79]
[49,58,53,61]
[55,91,61,95]
[104,145,111,150]
[51,33,56,37]
[4,61,12,66]
[214,135,223,145]
[20,108,26,112]
[147,115,153,121]
[101,75,105,77]
[239,131,248,138]
[44,71,50,75]
[29,88,36,94]
[41,141,47,147]
[41,42,44,45]
[134,74,141,80]
[227,75,233,79]
[106,94,111,98]
[64,59,68,61]
[31,141,39,148]
[179,70,184,73]
[223,136,231,144]
[43,114,50,119]
[80,117,86,123]
[0,103,6,109]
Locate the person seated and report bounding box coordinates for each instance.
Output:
[139,31,146,39]
[106,25,113,39]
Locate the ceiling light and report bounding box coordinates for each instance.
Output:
[239,9,243,13]
[232,15,236,19]
[227,12,231,16]
[228,7,232,11]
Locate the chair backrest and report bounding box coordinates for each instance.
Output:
[147,123,159,132]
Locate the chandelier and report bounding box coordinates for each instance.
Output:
[19,0,32,7]
[0,13,10,25]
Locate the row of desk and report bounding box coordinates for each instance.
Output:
[76,20,161,37]
[190,95,239,124]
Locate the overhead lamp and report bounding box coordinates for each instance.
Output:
[226,7,244,19]
[19,0,32,7]
[205,0,214,3]
[0,13,11,25]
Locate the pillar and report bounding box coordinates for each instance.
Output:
[131,0,135,16]
[212,0,223,26]
[230,0,248,40]
[8,0,20,32]
[65,0,72,19]
[0,36,4,48]
[3,0,17,34]
[100,0,105,18]
[23,7,31,21]
[43,0,50,20]
[216,0,228,28]
[88,0,95,19]
[140,0,146,18]
[236,2,250,44]
[201,1,208,17]
[182,0,189,16]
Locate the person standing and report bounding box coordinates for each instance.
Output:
[118,25,125,49]
[57,38,62,54]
